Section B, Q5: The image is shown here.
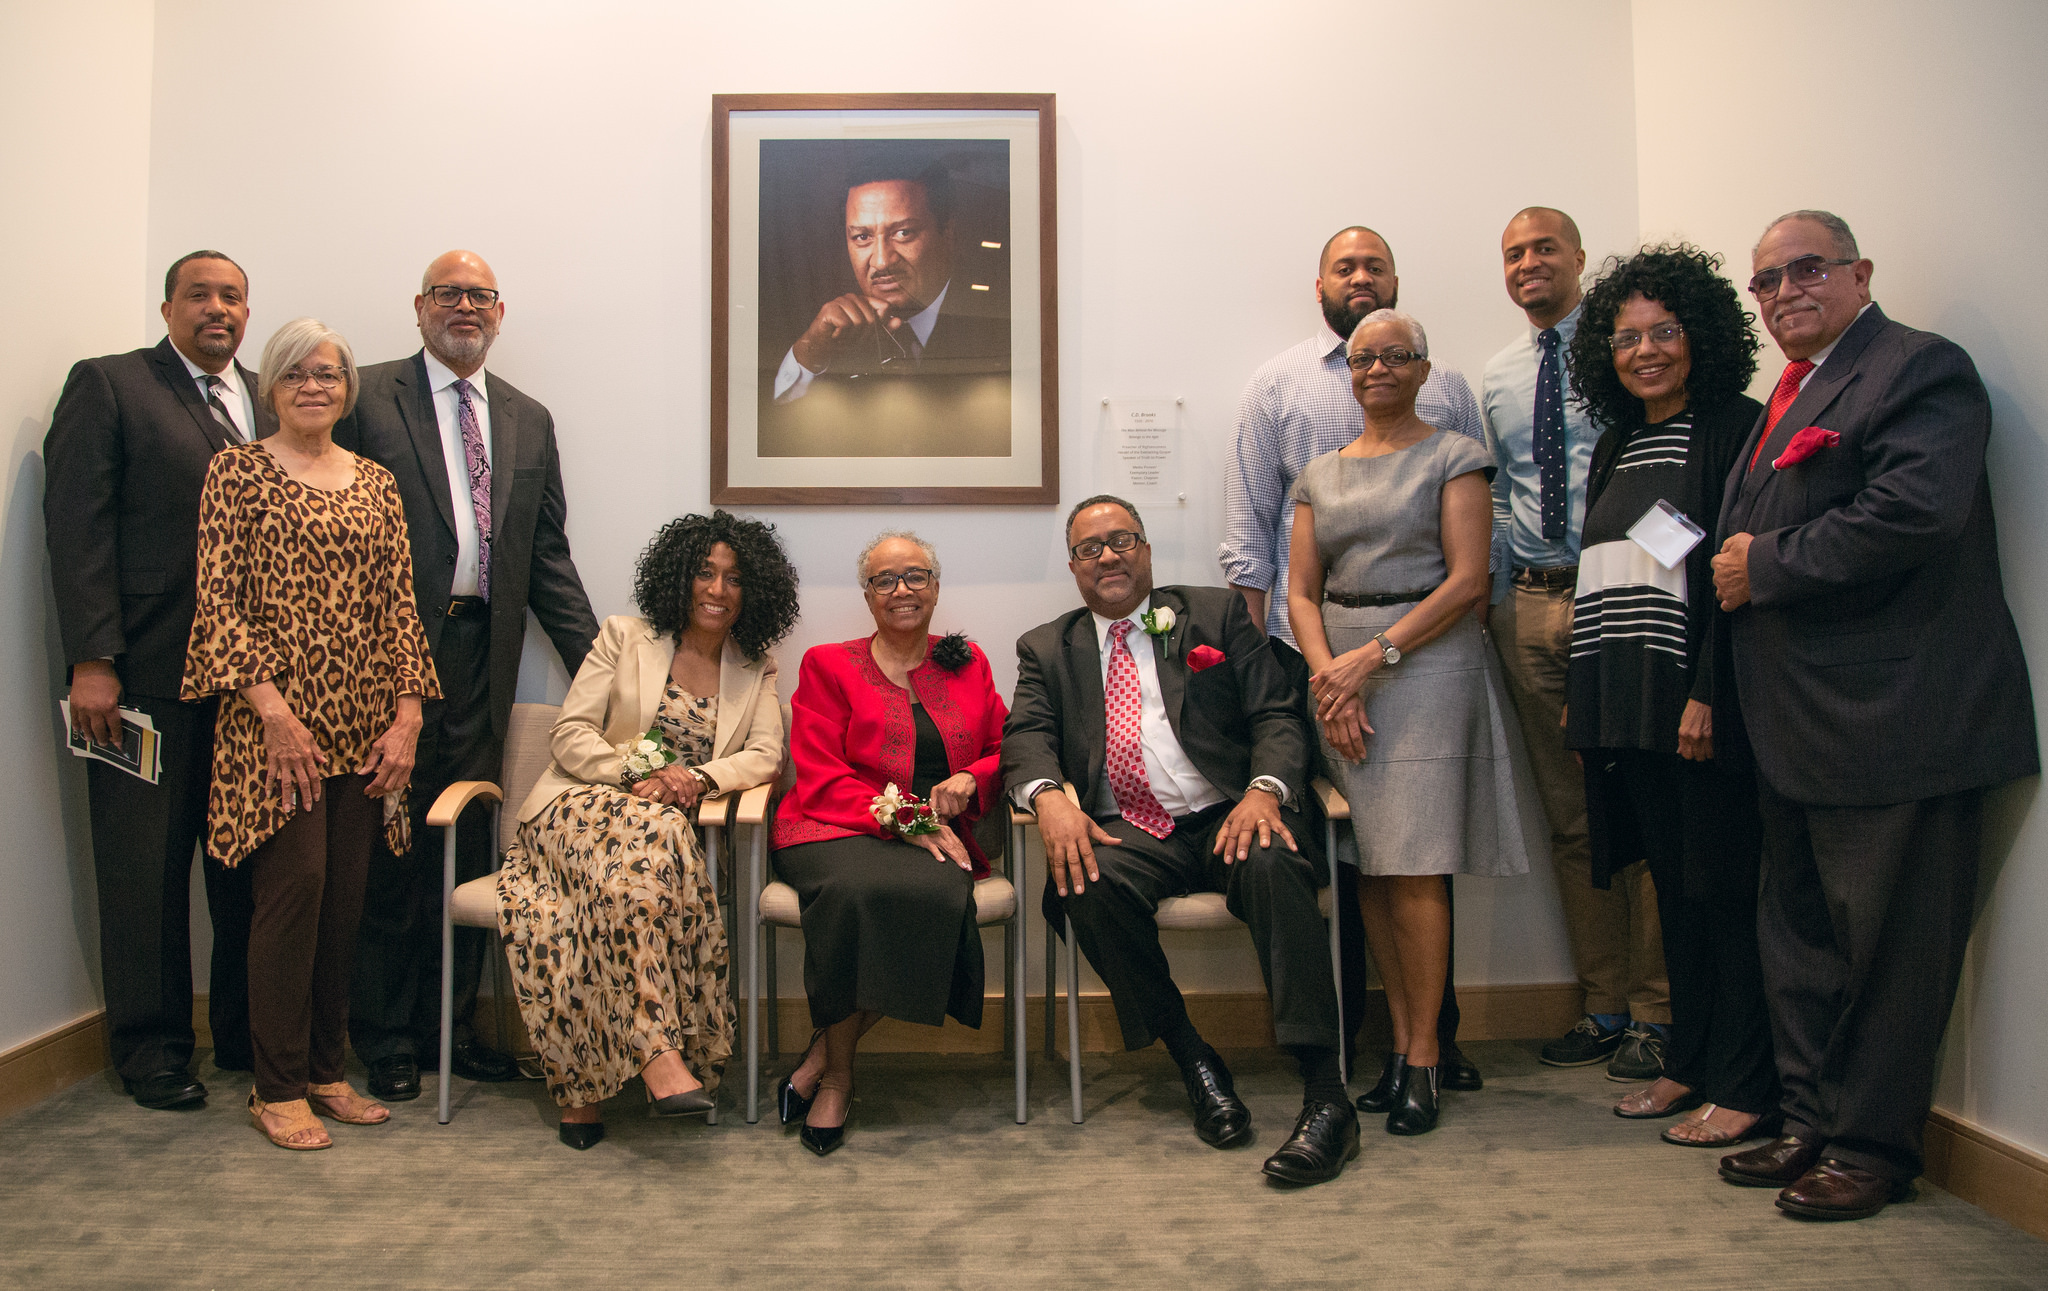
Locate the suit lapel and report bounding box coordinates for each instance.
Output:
[396,352,459,540]
[237,358,278,441]
[1065,612,1107,789]
[712,637,759,759]
[151,339,237,454]
[1152,589,1188,739]
[487,376,514,539]
[1732,306,1885,512]
[631,626,679,737]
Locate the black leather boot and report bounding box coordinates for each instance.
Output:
[1355,1053,1407,1114]
[1386,1064,1440,1136]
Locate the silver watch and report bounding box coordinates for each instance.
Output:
[1373,632,1401,666]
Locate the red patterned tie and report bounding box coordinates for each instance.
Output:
[1104,619,1173,839]
[1749,360,1815,472]
[454,378,493,597]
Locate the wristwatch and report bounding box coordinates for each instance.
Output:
[1373,632,1402,666]
[689,768,717,795]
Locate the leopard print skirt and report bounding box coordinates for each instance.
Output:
[498,785,733,1108]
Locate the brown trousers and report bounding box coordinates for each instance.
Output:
[247,773,378,1102]
[1492,583,1669,1023]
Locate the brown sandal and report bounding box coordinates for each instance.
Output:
[308,1081,391,1125]
[248,1092,333,1150]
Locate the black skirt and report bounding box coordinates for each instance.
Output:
[772,701,984,1029]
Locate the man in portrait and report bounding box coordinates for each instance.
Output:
[759,158,1011,458]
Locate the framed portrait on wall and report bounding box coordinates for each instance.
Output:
[711,93,1058,505]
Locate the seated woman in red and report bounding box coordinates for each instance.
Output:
[770,531,1007,1156]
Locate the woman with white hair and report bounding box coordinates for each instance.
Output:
[1286,309,1539,1137]
[768,531,1008,1155]
[182,318,440,1150]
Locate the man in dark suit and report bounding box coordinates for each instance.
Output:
[335,250,600,1100]
[44,250,274,1107]
[760,166,1011,459]
[1711,211,2037,1221]
[1004,494,1357,1185]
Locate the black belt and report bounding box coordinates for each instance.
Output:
[1512,565,1578,591]
[1325,587,1438,609]
[445,596,490,617]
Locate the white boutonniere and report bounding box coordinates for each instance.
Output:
[1140,605,1175,638]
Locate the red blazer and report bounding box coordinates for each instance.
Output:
[772,636,1007,877]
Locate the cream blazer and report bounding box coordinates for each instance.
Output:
[516,614,783,823]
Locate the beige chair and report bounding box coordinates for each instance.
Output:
[739,780,1030,1125]
[1023,781,1349,1124]
[430,701,746,1125]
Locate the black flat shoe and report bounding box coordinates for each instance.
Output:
[1183,1056,1254,1150]
[649,1087,716,1118]
[1262,1100,1361,1186]
[1355,1053,1407,1114]
[1386,1064,1440,1136]
[123,1068,207,1110]
[450,1039,521,1083]
[777,1029,826,1126]
[1439,1043,1484,1092]
[367,1055,421,1102]
[558,1120,605,1150]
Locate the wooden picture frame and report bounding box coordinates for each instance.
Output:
[711,93,1058,505]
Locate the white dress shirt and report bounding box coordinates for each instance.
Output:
[422,350,494,598]
[173,346,254,441]
[772,281,953,402]
[1795,302,1875,389]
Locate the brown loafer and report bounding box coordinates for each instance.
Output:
[1776,1159,1914,1221]
[1720,1132,1824,1186]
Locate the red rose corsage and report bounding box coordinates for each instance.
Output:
[869,782,941,837]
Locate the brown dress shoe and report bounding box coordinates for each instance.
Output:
[1720,1133,1825,1186]
[1776,1160,1914,1221]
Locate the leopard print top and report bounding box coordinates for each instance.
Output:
[181,443,441,867]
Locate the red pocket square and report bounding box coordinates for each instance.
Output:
[1773,426,1840,469]
[1187,644,1226,673]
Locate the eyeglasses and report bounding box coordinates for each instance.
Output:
[1747,256,1854,300]
[278,367,346,389]
[1346,348,1425,371]
[1070,530,1145,562]
[426,285,501,309]
[865,568,933,594]
[1609,322,1685,352]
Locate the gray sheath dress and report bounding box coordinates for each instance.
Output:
[1291,431,1542,877]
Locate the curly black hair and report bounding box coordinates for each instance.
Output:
[631,510,800,659]
[1566,243,1760,431]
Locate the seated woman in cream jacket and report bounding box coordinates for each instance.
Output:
[497,511,798,1150]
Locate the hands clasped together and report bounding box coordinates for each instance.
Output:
[1309,646,1382,763]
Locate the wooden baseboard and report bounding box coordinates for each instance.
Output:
[0,1014,109,1119]
[1924,1107,2048,1241]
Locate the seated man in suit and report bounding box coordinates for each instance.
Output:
[1004,494,1356,1185]
[761,163,1010,459]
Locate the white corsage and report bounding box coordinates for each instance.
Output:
[619,727,679,784]
[869,782,941,837]
[1140,605,1175,637]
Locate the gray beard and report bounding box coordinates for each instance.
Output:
[427,326,492,370]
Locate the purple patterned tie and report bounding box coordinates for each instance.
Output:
[454,378,492,600]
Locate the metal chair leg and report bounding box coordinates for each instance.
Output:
[1013,902,1028,1123]
[1044,921,1058,1060]
[437,818,459,1125]
[1326,822,1347,1086]
[1065,914,1083,1124]
[745,819,764,1124]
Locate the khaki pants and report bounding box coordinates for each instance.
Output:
[1492,582,1670,1023]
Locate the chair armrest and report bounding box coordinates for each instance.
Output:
[1010,782,1080,824]
[1311,776,1349,822]
[696,791,737,829]
[428,780,504,829]
[732,781,773,827]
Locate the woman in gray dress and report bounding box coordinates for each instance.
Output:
[1286,309,1536,1136]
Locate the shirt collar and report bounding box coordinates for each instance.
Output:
[1806,302,1876,371]
[906,282,950,349]
[1091,595,1152,651]
[1316,319,1348,358]
[1527,301,1583,345]
[422,348,488,401]
[173,344,241,394]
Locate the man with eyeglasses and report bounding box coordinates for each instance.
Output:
[1483,206,1673,1083]
[1219,224,1487,1096]
[44,250,275,1107]
[1006,495,1357,1185]
[1709,210,2035,1221]
[335,249,599,1102]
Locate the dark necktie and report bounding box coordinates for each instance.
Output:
[1104,619,1173,839]
[203,375,243,443]
[453,378,493,599]
[1533,328,1567,541]
[1749,360,1817,472]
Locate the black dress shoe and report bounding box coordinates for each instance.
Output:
[1385,1064,1440,1136]
[123,1069,206,1110]
[777,1029,826,1125]
[449,1039,520,1083]
[1720,1132,1825,1187]
[1439,1043,1483,1092]
[1183,1057,1254,1149]
[648,1087,716,1117]
[1355,1053,1407,1114]
[367,1055,421,1102]
[1262,1100,1361,1185]
[558,1120,605,1150]
[1776,1159,1913,1220]
[799,1123,846,1156]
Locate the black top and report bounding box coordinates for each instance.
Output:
[910,702,949,798]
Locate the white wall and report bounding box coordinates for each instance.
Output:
[1631,0,2048,1156]
[0,3,158,1053]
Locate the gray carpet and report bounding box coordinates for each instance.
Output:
[1,1041,2043,1289]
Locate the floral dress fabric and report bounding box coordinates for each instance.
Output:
[180,443,440,867]
[498,681,733,1107]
